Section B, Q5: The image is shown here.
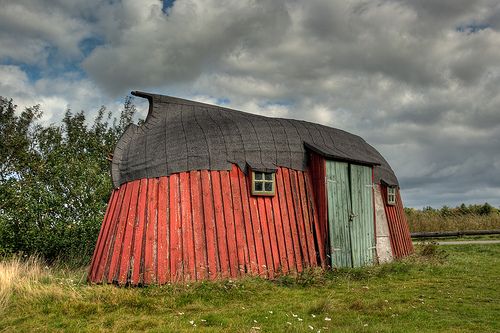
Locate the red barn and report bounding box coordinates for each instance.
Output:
[88,91,413,285]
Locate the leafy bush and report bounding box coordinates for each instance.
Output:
[0,96,139,262]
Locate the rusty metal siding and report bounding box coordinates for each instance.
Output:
[88,165,322,285]
[380,185,414,258]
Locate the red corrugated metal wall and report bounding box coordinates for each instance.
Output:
[88,165,322,285]
[380,185,414,258]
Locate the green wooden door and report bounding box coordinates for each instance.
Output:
[326,161,352,268]
[326,161,375,268]
[349,164,375,267]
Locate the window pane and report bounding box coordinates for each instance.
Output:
[265,182,273,191]
[264,173,273,180]
[255,182,263,191]
[254,172,263,180]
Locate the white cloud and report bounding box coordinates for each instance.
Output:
[2,0,500,207]
[0,65,148,125]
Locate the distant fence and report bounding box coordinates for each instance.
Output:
[411,229,500,238]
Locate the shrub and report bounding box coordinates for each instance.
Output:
[0,96,139,262]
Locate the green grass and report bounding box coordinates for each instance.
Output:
[1,244,499,332]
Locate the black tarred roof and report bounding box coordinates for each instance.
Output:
[111,91,398,188]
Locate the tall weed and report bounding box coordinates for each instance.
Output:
[0,256,45,312]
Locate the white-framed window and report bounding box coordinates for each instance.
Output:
[251,171,275,196]
[387,187,396,205]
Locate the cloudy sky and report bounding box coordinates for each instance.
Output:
[1,0,499,208]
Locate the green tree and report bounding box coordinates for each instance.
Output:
[0,96,139,262]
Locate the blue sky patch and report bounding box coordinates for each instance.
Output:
[456,23,490,34]
[162,0,176,13]
[79,36,105,58]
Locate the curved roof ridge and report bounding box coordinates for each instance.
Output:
[111,91,398,188]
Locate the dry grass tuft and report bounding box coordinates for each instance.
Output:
[0,256,46,312]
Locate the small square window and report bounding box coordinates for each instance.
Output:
[255,182,263,191]
[387,187,396,205]
[251,171,275,196]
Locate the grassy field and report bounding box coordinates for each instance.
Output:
[1,244,499,333]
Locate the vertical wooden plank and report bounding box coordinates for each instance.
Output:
[349,165,375,267]
[220,170,239,278]
[265,197,282,275]
[201,170,219,280]
[94,186,126,282]
[257,197,275,278]
[106,182,134,282]
[270,174,289,274]
[326,161,352,268]
[289,170,310,266]
[191,170,208,280]
[157,177,169,284]
[275,169,296,272]
[131,179,148,285]
[238,168,259,275]
[143,178,158,284]
[382,184,414,259]
[248,187,267,276]
[372,169,377,242]
[117,180,140,284]
[392,193,404,256]
[281,168,303,272]
[89,189,118,281]
[180,172,195,281]
[298,172,317,266]
[212,171,230,278]
[230,166,250,275]
[169,174,182,282]
[304,171,326,268]
[309,152,328,261]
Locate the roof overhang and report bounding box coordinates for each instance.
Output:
[305,142,381,167]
